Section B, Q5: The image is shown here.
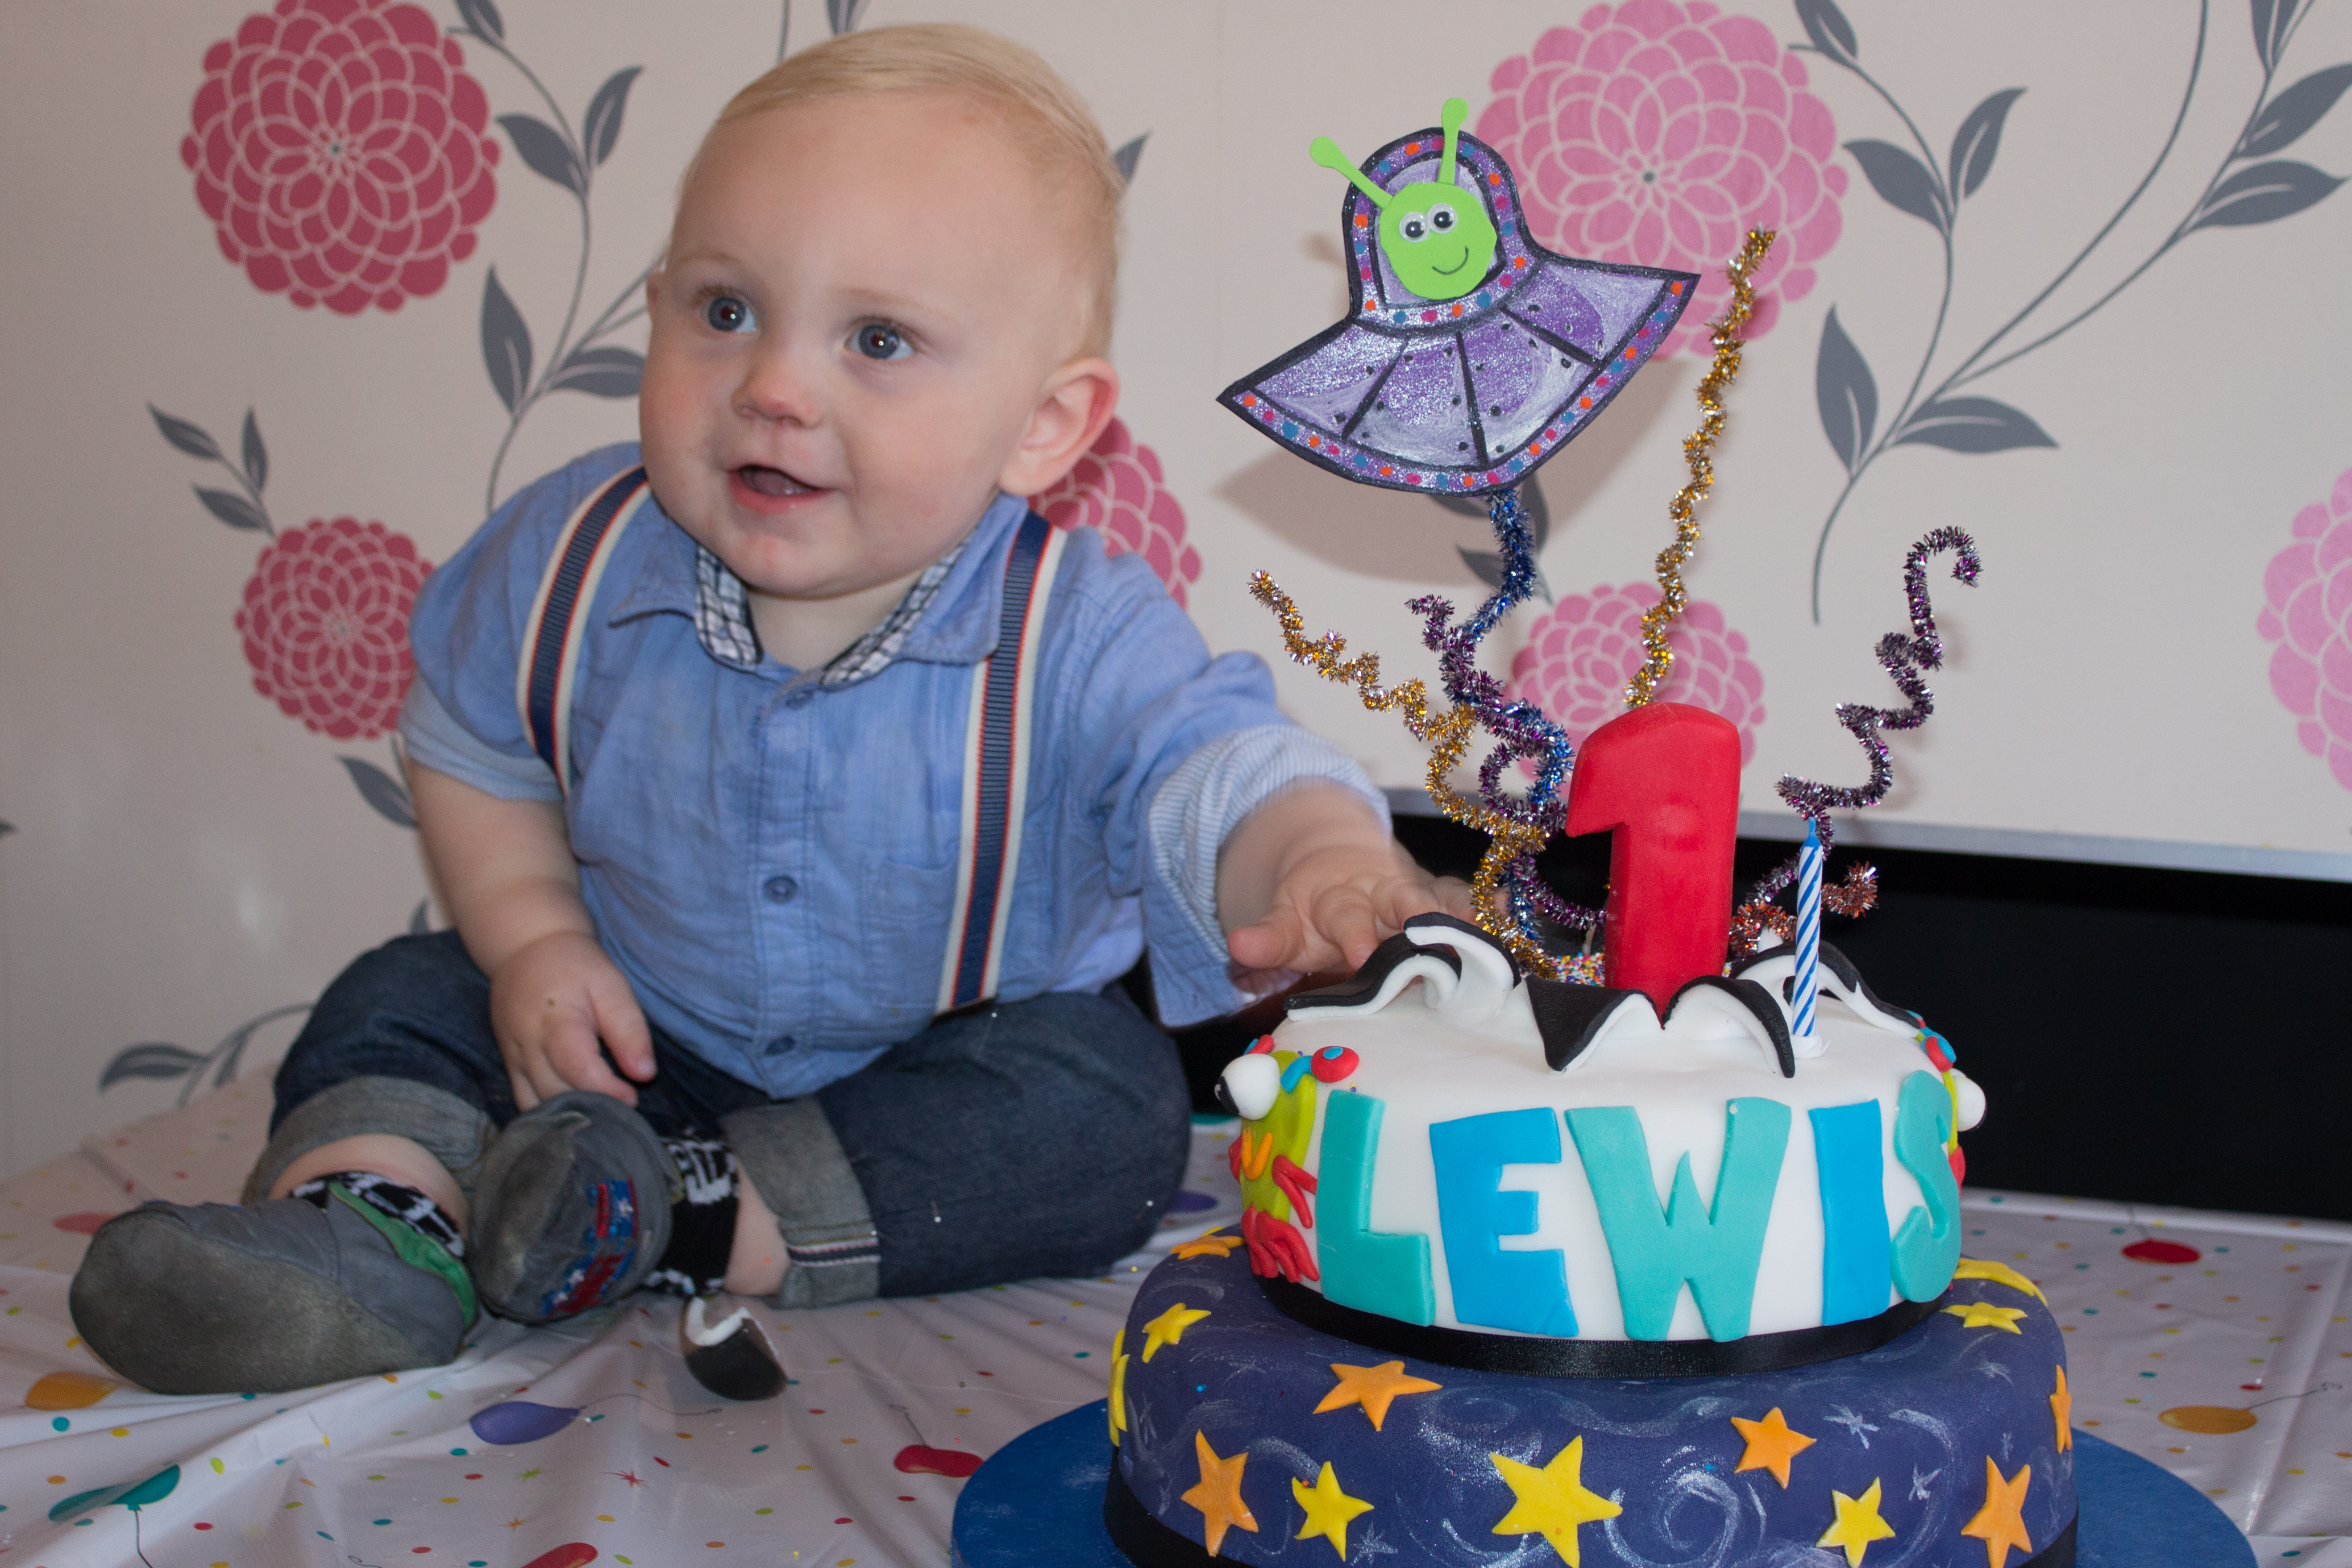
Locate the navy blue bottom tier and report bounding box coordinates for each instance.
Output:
[1107,1244,2077,1567]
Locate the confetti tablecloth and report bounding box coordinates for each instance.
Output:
[0,1086,2345,1567]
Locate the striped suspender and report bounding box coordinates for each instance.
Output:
[516,466,649,795]
[937,514,1069,1014]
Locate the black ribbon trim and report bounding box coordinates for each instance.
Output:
[1260,1274,1939,1377]
[1107,1459,2075,1568]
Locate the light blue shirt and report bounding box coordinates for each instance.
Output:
[401,444,1383,1097]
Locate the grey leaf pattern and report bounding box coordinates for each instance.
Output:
[193,485,269,533]
[583,66,642,170]
[2250,0,2299,72]
[826,0,869,35]
[453,0,504,44]
[240,407,268,491]
[2190,158,2346,230]
[409,899,433,936]
[1892,396,2056,453]
[149,405,221,461]
[497,111,585,196]
[2239,64,2352,157]
[1948,88,2025,201]
[1815,307,1877,473]
[98,1043,202,1091]
[1793,0,1860,67]
[480,268,534,414]
[549,346,645,399]
[1114,133,1149,187]
[1845,139,1947,230]
[340,755,418,829]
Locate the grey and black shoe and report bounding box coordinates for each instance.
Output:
[468,1090,675,1323]
[69,1191,476,1395]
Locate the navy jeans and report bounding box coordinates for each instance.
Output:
[268,933,1192,1297]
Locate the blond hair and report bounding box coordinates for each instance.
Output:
[700,24,1122,358]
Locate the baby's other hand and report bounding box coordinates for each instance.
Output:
[1225,839,1475,993]
[489,930,656,1111]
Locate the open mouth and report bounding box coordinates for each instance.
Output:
[1431,248,1470,276]
[733,463,821,498]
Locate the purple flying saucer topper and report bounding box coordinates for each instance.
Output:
[1219,97,1700,497]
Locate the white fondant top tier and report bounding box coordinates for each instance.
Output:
[1244,925,1975,1344]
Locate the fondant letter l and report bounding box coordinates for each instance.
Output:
[1565,1098,1791,1341]
[1318,1092,1436,1325]
[1809,1100,1892,1325]
[1890,1070,1963,1300]
[1428,1109,1577,1336]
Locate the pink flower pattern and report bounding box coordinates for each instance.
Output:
[237,518,433,740]
[1032,419,1204,609]
[1511,581,1767,762]
[182,0,500,314]
[1477,1,1847,357]
[2259,467,2352,791]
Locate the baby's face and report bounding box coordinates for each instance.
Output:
[641,93,1088,602]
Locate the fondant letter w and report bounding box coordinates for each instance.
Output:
[1565,1099,1791,1341]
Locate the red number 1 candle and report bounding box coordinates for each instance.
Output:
[1561,702,1741,1010]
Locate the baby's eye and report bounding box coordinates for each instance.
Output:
[1430,204,1457,232]
[1398,214,1427,243]
[853,322,912,361]
[701,294,755,334]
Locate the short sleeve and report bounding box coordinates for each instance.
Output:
[399,444,644,794]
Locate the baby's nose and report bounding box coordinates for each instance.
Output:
[733,349,817,425]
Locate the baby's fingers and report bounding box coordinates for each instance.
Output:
[1228,899,1310,975]
[539,1012,639,1107]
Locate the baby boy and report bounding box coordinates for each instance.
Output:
[70,24,1454,1394]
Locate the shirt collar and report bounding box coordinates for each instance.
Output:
[605,490,1032,680]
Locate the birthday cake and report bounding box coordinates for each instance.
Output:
[1091,94,2070,1568]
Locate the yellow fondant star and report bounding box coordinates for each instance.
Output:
[1108,1328,1129,1445]
[2048,1366,2072,1453]
[1141,1301,1211,1362]
[1314,1360,1444,1432]
[1943,1301,2029,1334]
[1817,1476,1898,1567]
[1291,1461,1375,1558]
[1181,1430,1259,1557]
[1952,1257,2046,1302]
[1728,1406,1817,1488]
[1489,1436,1622,1567]
[1960,1457,2034,1568]
[1174,1230,1244,1260]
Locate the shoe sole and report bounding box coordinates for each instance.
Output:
[70,1207,444,1395]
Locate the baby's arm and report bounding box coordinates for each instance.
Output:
[410,762,655,1109]
[1219,781,1472,989]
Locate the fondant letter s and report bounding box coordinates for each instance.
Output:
[1890,1070,1963,1300]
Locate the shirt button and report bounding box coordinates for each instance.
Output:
[784,687,816,709]
[763,874,799,903]
[763,1034,797,1055]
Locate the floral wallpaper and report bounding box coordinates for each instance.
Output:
[0,0,2345,1173]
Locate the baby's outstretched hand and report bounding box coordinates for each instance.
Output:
[1220,785,1474,993]
[489,930,656,1111]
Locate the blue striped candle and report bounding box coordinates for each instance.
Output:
[1793,819,1822,1039]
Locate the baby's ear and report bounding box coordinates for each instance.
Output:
[1000,356,1119,496]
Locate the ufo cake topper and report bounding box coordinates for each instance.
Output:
[1217,96,1700,497]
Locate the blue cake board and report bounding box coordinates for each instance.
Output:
[948,1399,2254,1568]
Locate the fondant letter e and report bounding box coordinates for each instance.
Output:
[1429,1109,1577,1335]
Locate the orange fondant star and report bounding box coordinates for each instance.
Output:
[1817,1476,1898,1567]
[1173,1230,1244,1260]
[1180,1430,1259,1557]
[1314,1360,1444,1432]
[1728,1406,1817,1488]
[1141,1302,1211,1362]
[1942,1301,2028,1333]
[2048,1366,2072,1453]
[1960,1457,2035,1568]
[1489,1436,1621,1566]
[1952,1257,2046,1302]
